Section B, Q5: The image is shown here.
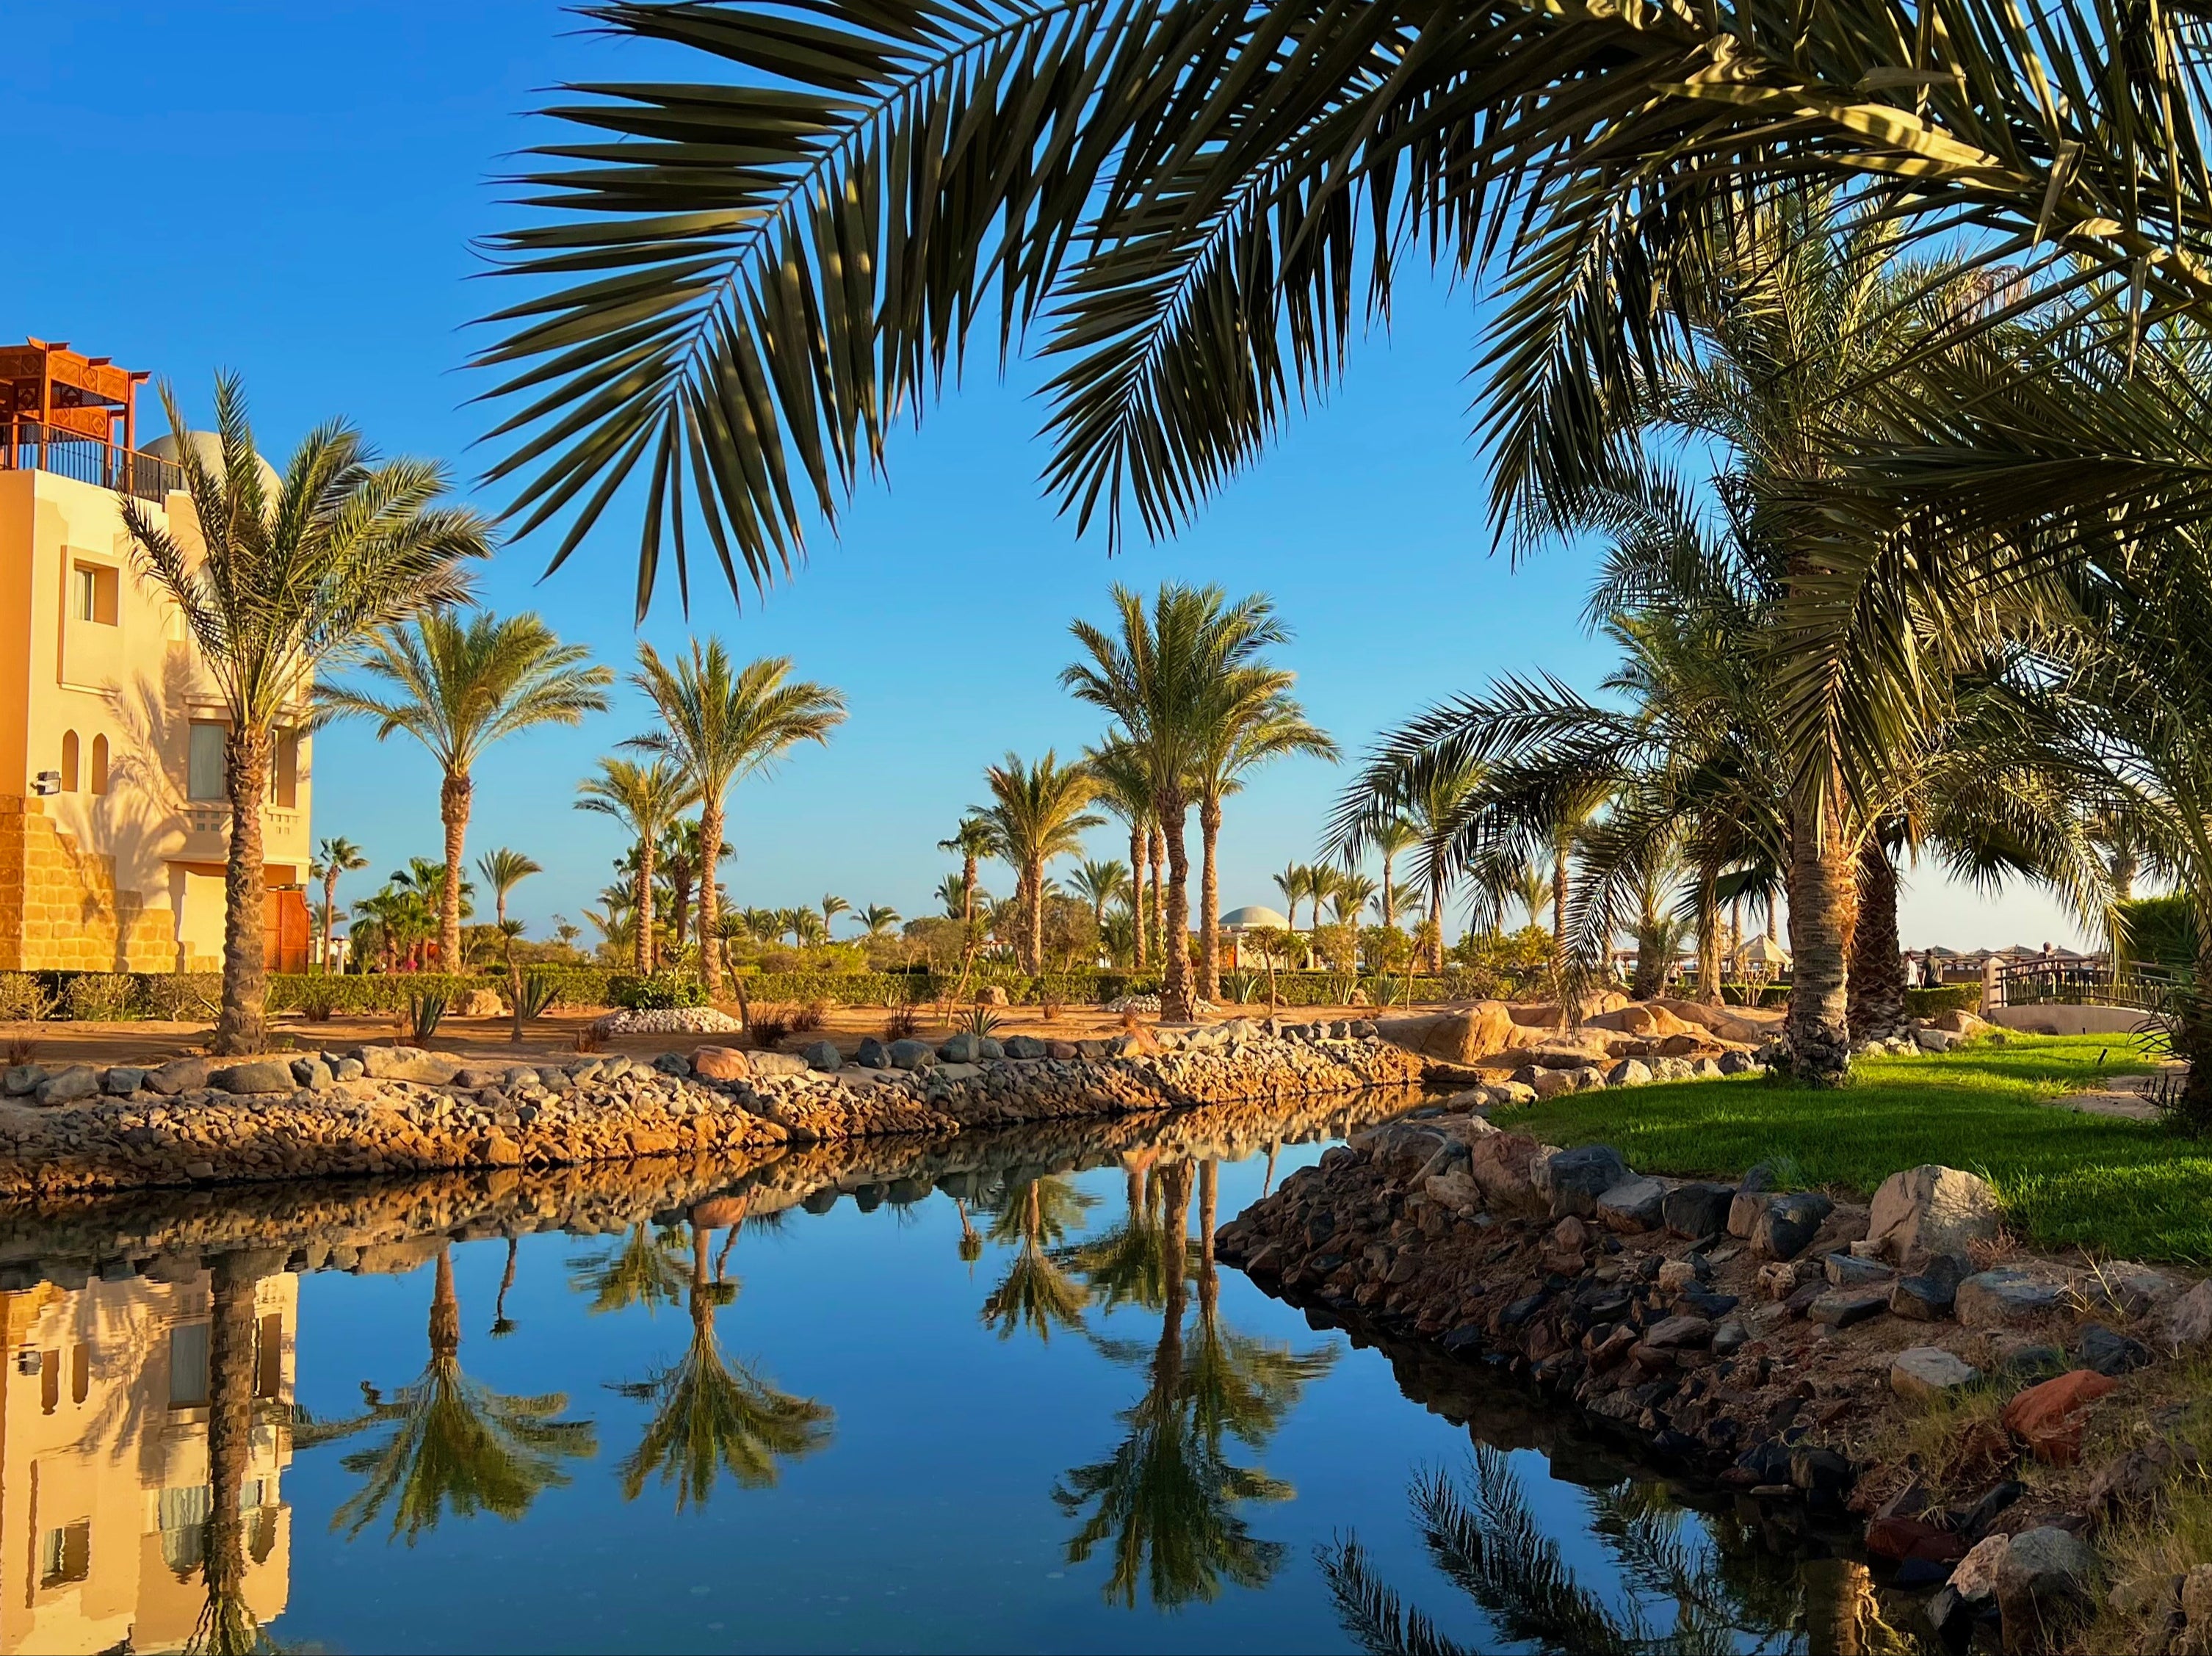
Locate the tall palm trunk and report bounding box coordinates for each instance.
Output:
[1379,853,1396,941]
[321,869,340,974]
[1158,792,1193,1020]
[203,1253,263,1645]
[431,1242,462,1362]
[1128,825,1148,970]
[633,838,657,973]
[1149,825,1166,966]
[1848,836,1908,1042]
[439,770,471,972]
[1024,855,1045,975]
[1198,795,1223,1004]
[1784,789,1857,1085]
[698,802,727,996]
[1156,1161,1190,1385]
[2112,847,2139,903]
[216,726,272,1055]
[1197,1159,1218,1317]
[1425,884,1444,974]
[2183,906,2212,1117]
[1695,864,1723,1006]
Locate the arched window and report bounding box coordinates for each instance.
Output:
[90,734,109,795]
[59,731,79,793]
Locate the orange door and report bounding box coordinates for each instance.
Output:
[264,888,311,973]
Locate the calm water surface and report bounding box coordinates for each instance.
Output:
[1,1099,1904,1654]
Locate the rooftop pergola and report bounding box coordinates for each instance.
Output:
[1,336,148,449]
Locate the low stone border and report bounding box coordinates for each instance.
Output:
[0,1019,1424,1196]
[1215,1107,2212,1653]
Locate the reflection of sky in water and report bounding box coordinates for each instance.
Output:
[178,1137,1817,1654]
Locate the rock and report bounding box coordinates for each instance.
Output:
[1934,1008,1992,1038]
[690,1046,753,1082]
[1487,1080,1537,1107]
[977,1036,1006,1060]
[887,1039,936,1071]
[976,986,1009,1006]
[36,1066,99,1105]
[1595,1175,1669,1232]
[454,987,505,1018]
[1995,1527,2094,1641]
[471,1132,523,1168]
[1644,1314,1715,1349]
[1957,1269,2062,1329]
[2087,1442,2177,1522]
[939,1033,983,1063]
[356,1045,462,1085]
[1713,1319,1749,1356]
[1663,1182,1736,1240]
[1002,1035,1048,1059]
[2078,1323,2152,1378]
[1047,1041,1078,1060]
[748,1052,808,1077]
[1413,1002,1522,1065]
[1,1064,42,1096]
[1466,1133,1544,1212]
[2089,1264,2177,1320]
[1790,1445,1854,1503]
[853,1038,890,1069]
[289,1056,333,1090]
[1913,1026,1959,1052]
[103,1066,146,1096]
[332,1055,365,1082]
[651,1052,691,1077]
[1526,1068,1580,1100]
[1752,1192,1834,1262]
[211,1059,294,1094]
[1536,1145,1631,1219]
[1865,1164,2003,1265]
[1893,1346,1982,1403]
[1604,1058,1654,1088]
[2167,1280,2212,1349]
[1984,1334,2066,1378]
[1807,1287,1890,1328]
[1655,1254,1705,1293]
[2002,1369,2119,1464]
[1825,1251,1897,1288]
[1892,1252,1970,1321]
[800,1040,842,1071]
[146,1056,220,1096]
[1867,1514,1969,1566]
[452,1066,505,1090]
[1949,1532,2011,1605]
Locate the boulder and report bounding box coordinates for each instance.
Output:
[853,1038,891,1069]
[2168,1279,2212,1349]
[356,1045,462,1085]
[977,986,1010,1005]
[1892,1346,1981,1403]
[1604,1058,1654,1088]
[212,1059,294,1094]
[1002,1035,1049,1060]
[887,1039,936,1071]
[649,1053,690,1077]
[1596,1175,1669,1232]
[289,1056,333,1090]
[1956,1269,2061,1329]
[454,987,506,1018]
[1663,1182,1737,1240]
[1587,1002,1700,1040]
[146,1056,220,1096]
[1654,998,1769,1044]
[1865,1165,2003,1265]
[749,1052,809,1077]
[1047,1041,1078,1060]
[1825,1252,1896,1288]
[1643,1314,1714,1349]
[1536,1145,1631,1220]
[1912,1027,1959,1053]
[2077,1323,2151,1378]
[1416,1002,1522,1065]
[1892,1254,1970,1321]
[104,1066,148,1095]
[471,1131,523,1167]
[1994,1527,2094,1641]
[2001,1369,2119,1465]
[35,1066,99,1105]
[1807,1287,1890,1328]
[800,1040,842,1071]
[1466,1132,1546,1212]
[1948,1533,2010,1604]
[1752,1192,1834,1261]
[939,1033,983,1063]
[1934,1008,1992,1038]
[0,1064,42,1096]
[690,1046,753,1082]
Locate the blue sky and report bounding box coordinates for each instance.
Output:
[10,1,2082,949]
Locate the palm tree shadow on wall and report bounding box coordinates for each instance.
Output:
[1320,1445,1897,1656]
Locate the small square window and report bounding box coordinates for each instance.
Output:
[39,1522,89,1588]
[167,1323,210,1409]
[71,563,118,626]
[188,723,228,803]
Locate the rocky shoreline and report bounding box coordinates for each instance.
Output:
[1215,1103,2212,1653]
[0,1017,1422,1196]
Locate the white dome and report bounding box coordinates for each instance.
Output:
[1219,905,1290,929]
[143,430,283,499]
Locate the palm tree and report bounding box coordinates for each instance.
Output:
[937,814,997,986]
[1072,860,1130,939]
[1085,742,1157,973]
[820,894,850,936]
[1368,821,1420,941]
[476,847,542,933]
[975,752,1103,975]
[323,610,611,973]
[1194,689,1336,1000]
[312,836,369,973]
[979,1176,1096,1343]
[1331,874,1378,930]
[858,903,902,938]
[475,0,2202,617]
[1507,862,1558,936]
[189,1251,275,1655]
[120,376,488,1051]
[1271,864,1312,939]
[575,757,698,972]
[1063,585,1289,1019]
[626,642,847,995]
[297,1243,597,1542]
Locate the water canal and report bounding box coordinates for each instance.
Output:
[0,1096,1898,1653]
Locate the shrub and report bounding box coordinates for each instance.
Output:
[0,973,53,1022]
[789,999,828,1034]
[517,971,563,1021]
[146,973,221,1022]
[292,977,344,1022]
[608,974,709,1010]
[2119,893,2197,970]
[62,973,141,1022]
[407,989,449,1041]
[748,1003,794,1046]
[882,1002,921,1041]
[1904,984,1983,1018]
[964,1005,1005,1038]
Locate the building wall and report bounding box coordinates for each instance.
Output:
[0,469,313,972]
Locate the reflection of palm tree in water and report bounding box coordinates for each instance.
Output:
[1058,1154,1168,1314]
[298,1242,597,1543]
[955,1197,983,1272]
[568,1222,689,1317]
[187,1251,277,1656]
[1054,1159,1334,1610]
[491,1237,521,1338]
[614,1201,834,1511]
[1321,1445,1869,1655]
[980,1176,1095,1342]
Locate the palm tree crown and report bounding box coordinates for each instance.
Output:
[576,758,699,972]
[975,751,1104,974]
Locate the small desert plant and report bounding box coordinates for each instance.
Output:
[0,973,54,1022]
[748,1002,795,1046]
[293,978,342,1023]
[147,972,221,1022]
[1038,989,1063,1024]
[789,999,829,1034]
[1222,968,1260,1004]
[2,1035,36,1066]
[64,974,142,1022]
[882,1002,922,1041]
[406,988,449,1042]
[964,1005,1005,1038]
[573,1024,607,1054]
[609,972,709,1010]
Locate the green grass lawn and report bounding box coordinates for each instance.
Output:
[1503,1035,2212,1264]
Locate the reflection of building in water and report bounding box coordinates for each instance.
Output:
[0,1270,294,1654]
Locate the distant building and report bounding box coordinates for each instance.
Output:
[0,339,314,972]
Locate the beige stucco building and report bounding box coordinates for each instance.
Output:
[0,339,314,972]
[0,1268,294,1654]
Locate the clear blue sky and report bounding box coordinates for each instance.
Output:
[9,1,2081,950]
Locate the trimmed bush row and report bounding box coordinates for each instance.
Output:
[1904,983,1984,1016]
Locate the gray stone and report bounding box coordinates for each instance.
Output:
[854,1038,890,1069]
[1892,1253,1970,1321]
[1536,1145,1631,1219]
[1994,1527,2094,1634]
[1690,1057,1724,1078]
[1956,1269,2061,1329]
[749,1052,808,1077]
[1488,1080,1537,1107]
[1824,1251,1896,1288]
[651,1052,690,1077]
[146,1056,220,1096]
[1891,1346,1981,1403]
[1,1063,43,1096]
[212,1059,294,1094]
[1983,1334,2065,1377]
[1712,1319,1750,1356]
[1913,1026,1959,1052]
[2089,1264,2176,1320]
[35,1066,99,1105]
[800,1040,842,1071]
[1594,1175,1669,1232]
[2077,1323,2152,1377]
[103,1066,146,1096]
[290,1056,334,1090]
[1865,1164,2003,1265]
[1752,1192,1834,1261]
[976,1036,1005,1061]
[1604,1058,1653,1088]
[1807,1287,1890,1328]
[2166,1279,2212,1348]
[1717,1049,1758,1075]
[1663,1182,1737,1239]
[1002,1035,1048,1060]
[888,1039,936,1071]
[332,1056,365,1082]
[357,1045,463,1085]
[538,1067,575,1091]
[1948,1533,2010,1603]
[939,1033,983,1064]
[1643,1314,1714,1349]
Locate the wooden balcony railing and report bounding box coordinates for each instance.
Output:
[2,419,181,504]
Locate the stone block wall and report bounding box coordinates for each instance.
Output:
[0,794,178,971]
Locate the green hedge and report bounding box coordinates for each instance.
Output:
[1904,984,1984,1017]
[2119,894,2196,970]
